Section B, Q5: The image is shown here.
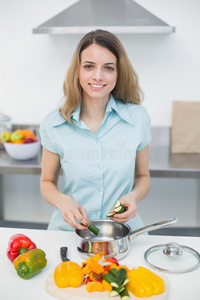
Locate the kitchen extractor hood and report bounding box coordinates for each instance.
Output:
[33,0,175,34]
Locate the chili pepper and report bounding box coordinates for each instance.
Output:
[13,248,47,279]
[7,233,37,262]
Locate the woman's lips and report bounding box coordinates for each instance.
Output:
[88,83,106,90]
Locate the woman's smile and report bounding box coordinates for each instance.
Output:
[89,83,107,90]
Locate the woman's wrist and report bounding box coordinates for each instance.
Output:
[129,190,140,204]
[56,193,73,211]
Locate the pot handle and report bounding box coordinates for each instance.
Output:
[129,218,178,241]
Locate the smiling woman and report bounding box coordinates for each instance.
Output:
[39,29,151,232]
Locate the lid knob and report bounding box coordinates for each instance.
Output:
[163,242,183,257]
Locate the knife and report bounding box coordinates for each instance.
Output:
[60,247,70,262]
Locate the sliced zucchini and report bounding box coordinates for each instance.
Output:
[115,286,125,293]
[102,273,115,284]
[114,200,121,208]
[109,268,118,277]
[110,268,129,287]
[81,222,100,235]
[122,278,130,285]
[88,223,100,235]
[109,290,119,297]
[114,205,126,213]
[119,287,130,299]
[107,200,127,218]
[106,212,116,217]
[111,268,127,288]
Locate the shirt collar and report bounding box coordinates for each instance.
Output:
[109,94,134,126]
[71,103,81,124]
[52,108,68,127]
[52,94,134,127]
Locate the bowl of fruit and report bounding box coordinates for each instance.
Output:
[1,129,41,160]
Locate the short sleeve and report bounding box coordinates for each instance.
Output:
[136,110,151,151]
[39,120,58,154]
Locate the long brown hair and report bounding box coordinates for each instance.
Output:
[61,30,143,123]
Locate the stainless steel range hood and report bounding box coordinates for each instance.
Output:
[33,0,175,34]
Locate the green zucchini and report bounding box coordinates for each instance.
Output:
[88,223,100,235]
[109,268,118,277]
[81,222,100,235]
[109,290,119,297]
[109,268,129,286]
[114,200,121,208]
[107,200,127,218]
[122,278,130,285]
[119,287,130,299]
[115,286,125,293]
[106,212,116,217]
[111,268,127,288]
[114,205,126,213]
[102,272,115,284]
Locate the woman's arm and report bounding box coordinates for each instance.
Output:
[111,145,150,223]
[40,147,89,229]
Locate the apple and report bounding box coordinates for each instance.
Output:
[11,131,23,142]
[1,130,12,142]
[24,137,36,144]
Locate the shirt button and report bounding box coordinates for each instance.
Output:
[96,139,99,143]
[97,163,100,168]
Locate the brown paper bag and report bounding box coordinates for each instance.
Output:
[171,101,200,153]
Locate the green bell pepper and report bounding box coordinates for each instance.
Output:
[13,248,47,279]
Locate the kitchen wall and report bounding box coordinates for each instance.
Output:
[1,0,200,228]
[1,0,200,125]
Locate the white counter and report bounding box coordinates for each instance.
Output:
[1,227,200,300]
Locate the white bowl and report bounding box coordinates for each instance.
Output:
[4,140,41,160]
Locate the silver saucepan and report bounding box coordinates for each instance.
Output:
[76,218,178,260]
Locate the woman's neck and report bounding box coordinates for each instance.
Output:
[80,95,109,121]
[80,95,110,133]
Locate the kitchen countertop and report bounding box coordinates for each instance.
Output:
[0,146,200,177]
[1,227,200,300]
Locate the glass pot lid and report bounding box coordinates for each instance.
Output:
[144,242,200,273]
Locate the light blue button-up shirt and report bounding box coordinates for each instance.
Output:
[39,94,151,231]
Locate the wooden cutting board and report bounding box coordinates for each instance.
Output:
[45,269,169,300]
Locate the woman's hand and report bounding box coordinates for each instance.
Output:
[110,193,138,223]
[59,195,90,230]
[40,148,90,230]
[110,145,151,223]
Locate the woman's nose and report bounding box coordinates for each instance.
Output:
[93,67,103,81]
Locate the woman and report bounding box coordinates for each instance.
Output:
[39,29,151,231]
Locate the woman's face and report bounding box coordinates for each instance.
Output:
[79,44,117,102]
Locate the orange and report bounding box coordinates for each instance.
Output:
[23,129,36,140]
[12,140,24,144]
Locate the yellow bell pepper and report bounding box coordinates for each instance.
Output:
[54,261,84,288]
[126,269,146,297]
[137,266,165,295]
[126,267,165,297]
[86,281,105,293]
[82,254,104,275]
[126,269,154,297]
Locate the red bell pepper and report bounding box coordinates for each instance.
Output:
[105,257,119,266]
[7,234,36,262]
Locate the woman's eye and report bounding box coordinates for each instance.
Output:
[83,64,93,69]
[105,66,115,71]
